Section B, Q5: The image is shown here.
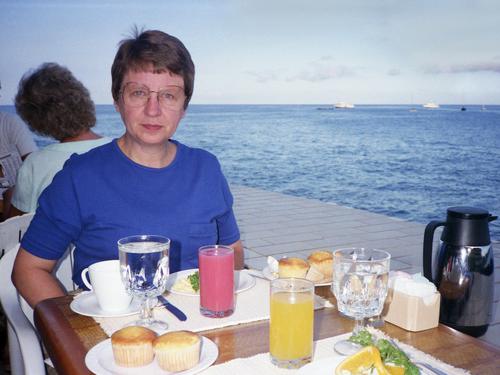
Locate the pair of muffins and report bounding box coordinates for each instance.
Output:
[278,250,333,282]
[111,326,201,372]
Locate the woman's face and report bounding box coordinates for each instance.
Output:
[115,70,185,148]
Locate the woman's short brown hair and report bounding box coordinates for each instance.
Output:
[111,28,195,110]
[15,63,96,141]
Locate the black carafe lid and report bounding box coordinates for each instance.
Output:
[442,206,493,246]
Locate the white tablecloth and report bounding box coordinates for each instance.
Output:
[92,272,332,336]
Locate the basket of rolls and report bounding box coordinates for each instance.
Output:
[269,250,333,284]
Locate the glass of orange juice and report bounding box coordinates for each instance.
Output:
[269,278,314,368]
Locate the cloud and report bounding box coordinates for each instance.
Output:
[387,68,400,76]
[286,59,356,82]
[423,62,500,74]
[450,62,500,73]
[246,57,357,84]
[245,70,280,83]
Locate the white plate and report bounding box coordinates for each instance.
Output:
[296,356,343,375]
[85,336,218,375]
[165,269,256,296]
[297,356,431,375]
[262,266,332,286]
[70,292,142,318]
[262,266,278,281]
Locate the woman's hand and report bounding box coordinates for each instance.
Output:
[228,239,244,270]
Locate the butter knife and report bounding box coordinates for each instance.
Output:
[157,295,187,321]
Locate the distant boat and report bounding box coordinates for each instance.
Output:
[482,105,487,111]
[334,102,355,109]
[461,106,466,111]
[422,102,439,109]
[409,108,417,112]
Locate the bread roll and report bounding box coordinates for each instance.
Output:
[111,326,157,367]
[307,250,333,280]
[278,257,309,278]
[153,330,201,372]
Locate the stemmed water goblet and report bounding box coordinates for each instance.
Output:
[118,234,170,332]
[331,247,391,356]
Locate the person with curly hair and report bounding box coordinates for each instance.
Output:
[7,63,110,217]
[13,29,243,308]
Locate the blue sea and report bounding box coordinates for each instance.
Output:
[2,104,499,240]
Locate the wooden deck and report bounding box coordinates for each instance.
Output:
[231,185,500,349]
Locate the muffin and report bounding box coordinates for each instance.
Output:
[278,257,309,278]
[307,250,333,280]
[153,330,201,372]
[111,326,157,367]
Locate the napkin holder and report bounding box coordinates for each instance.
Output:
[383,288,440,332]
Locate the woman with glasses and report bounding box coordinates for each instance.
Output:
[13,29,244,308]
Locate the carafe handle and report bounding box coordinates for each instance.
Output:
[423,220,446,283]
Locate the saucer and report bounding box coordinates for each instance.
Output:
[85,336,218,374]
[70,292,142,318]
[165,269,256,296]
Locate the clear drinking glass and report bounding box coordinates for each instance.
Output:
[118,235,170,331]
[331,248,390,355]
[199,245,235,318]
[270,278,315,369]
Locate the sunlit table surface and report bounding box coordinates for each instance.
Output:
[34,286,500,375]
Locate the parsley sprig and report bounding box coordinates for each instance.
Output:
[187,271,200,292]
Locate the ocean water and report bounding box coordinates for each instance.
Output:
[2,104,499,240]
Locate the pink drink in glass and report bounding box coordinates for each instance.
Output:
[199,245,234,318]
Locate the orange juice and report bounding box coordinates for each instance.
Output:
[270,291,314,362]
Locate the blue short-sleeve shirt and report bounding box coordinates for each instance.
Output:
[21,139,240,288]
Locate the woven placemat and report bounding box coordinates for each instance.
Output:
[202,328,470,375]
[90,274,332,336]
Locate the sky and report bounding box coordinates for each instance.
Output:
[1,0,499,105]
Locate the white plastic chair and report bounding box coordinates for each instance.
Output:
[0,242,76,374]
[0,213,35,259]
[0,244,45,375]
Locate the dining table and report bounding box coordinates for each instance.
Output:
[34,285,500,375]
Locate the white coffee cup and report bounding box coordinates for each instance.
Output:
[80,260,132,312]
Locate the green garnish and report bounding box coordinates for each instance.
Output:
[349,329,374,346]
[188,271,200,292]
[349,330,419,375]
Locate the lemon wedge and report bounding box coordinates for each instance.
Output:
[335,345,390,375]
[385,364,405,375]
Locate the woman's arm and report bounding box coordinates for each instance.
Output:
[228,239,244,270]
[12,247,65,308]
[6,203,26,219]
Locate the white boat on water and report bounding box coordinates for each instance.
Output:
[334,102,355,109]
[422,102,439,109]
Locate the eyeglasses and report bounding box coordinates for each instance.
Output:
[121,82,186,111]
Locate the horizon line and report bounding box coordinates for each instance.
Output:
[1,103,498,107]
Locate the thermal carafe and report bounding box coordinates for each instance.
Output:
[423,206,497,337]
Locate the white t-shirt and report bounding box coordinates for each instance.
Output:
[11,137,111,213]
[0,112,37,196]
